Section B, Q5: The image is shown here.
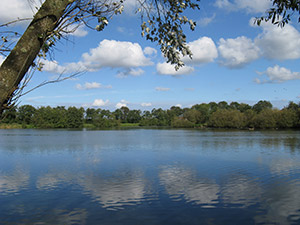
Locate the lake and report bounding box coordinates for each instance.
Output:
[0,129,300,225]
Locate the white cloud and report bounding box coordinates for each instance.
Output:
[144,47,157,55]
[65,23,88,37]
[116,68,144,78]
[255,22,300,60]
[214,0,271,13]
[76,82,112,90]
[235,0,271,13]
[218,36,260,68]
[37,40,153,75]
[39,59,85,74]
[175,104,182,108]
[156,62,194,76]
[40,59,67,74]
[0,0,35,24]
[214,0,232,8]
[256,65,300,83]
[123,0,139,15]
[82,39,153,70]
[184,37,218,65]
[141,102,152,107]
[92,99,109,107]
[155,87,170,92]
[0,55,5,65]
[116,99,129,108]
[198,14,216,27]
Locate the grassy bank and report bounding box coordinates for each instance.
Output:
[0,123,23,129]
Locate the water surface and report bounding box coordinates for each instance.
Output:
[0,129,300,224]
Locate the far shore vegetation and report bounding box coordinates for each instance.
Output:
[1,100,300,130]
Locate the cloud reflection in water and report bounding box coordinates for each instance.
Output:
[159,165,220,208]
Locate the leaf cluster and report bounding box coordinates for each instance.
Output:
[256,0,300,27]
[139,0,200,69]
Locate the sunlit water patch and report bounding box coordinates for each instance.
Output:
[0,129,300,224]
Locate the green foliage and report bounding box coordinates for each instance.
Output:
[18,105,36,125]
[139,0,200,69]
[208,109,246,129]
[66,107,84,128]
[253,109,277,129]
[2,100,300,130]
[252,100,273,113]
[183,109,203,124]
[256,0,300,27]
[276,109,298,128]
[0,107,17,123]
[171,117,195,128]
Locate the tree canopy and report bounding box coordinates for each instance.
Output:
[1,0,300,116]
[0,0,200,114]
[1,100,300,129]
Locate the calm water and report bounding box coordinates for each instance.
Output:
[0,129,300,225]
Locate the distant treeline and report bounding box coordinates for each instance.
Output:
[1,100,300,129]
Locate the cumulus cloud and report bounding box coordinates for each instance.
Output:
[218,36,261,68]
[254,21,300,60]
[214,0,271,13]
[155,87,170,91]
[76,82,112,90]
[38,40,153,76]
[156,37,217,75]
[0,0,35,24]
[39,59,68,74]
[92,99,109,107]
[183,37,218,65]
[144,47,157,55]
[82,39,153,70]
[39,59,85,74]
[116,99,129,108]
[198,14,216,27]
[156,62,194,76]
[256,65,300,83]
[141,102,152,107]
[116,68,144,78]
[159,166,220,206]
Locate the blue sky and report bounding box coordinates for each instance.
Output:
[1,0,300,110]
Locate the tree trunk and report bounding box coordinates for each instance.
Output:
[0,0,73,114]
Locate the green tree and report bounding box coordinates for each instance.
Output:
[191,103,210,123]
[152,108,170,126]
[17,105,37,125]
[52,106,68,128]
[253,109,277,129]
[85,108,98,124]
[183,109,203,124]
[0,107,17,123]
[0,0,200,114]
[32,106,55,128]
[208,102,218,114]
[244,109,256,128]
[252,100,273,113]
[238,103,252,113]
[217,101,229,110]
[208,109,246,129]
[66,106,84,128]
[171,117,194,128]
[127,109,142,123]
[276,109,298,128]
